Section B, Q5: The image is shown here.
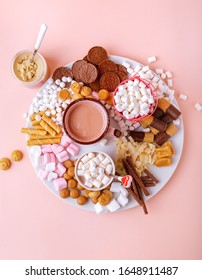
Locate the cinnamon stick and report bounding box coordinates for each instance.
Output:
[136,184,148,214]
[124,157,150,196]
[145,182,156,187]
[144,169,159,184]
[127,187,143,206]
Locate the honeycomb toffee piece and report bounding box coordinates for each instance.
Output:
[152,107,164,119]
[129,131,154,143]
[155,124,178,146]
[158,98,181,120]
[140,115,167,132]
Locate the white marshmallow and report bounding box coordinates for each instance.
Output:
[93,156,100,165]
[143,128,150,132]
[179,94,188,101]
[93,179,102,188]
[166,71,173,78]
[88,152,95,159]
[168,89,175,95]
[102,175,111,185]
[97,153,104,161]
[127,67,133,74]
[167,79,173,87]
[106,199,120,212]
[81,155,90,164]
[119,186,129,197]
[156,69,163,75]
[98,167,104,174]
[106,164,113,174]
[115,104,124,112]
[100,139,108,146]
[173,119,180,126]
[152,76,160,83]
[30,146,41,157]
[85,180,93,188]
[122,61,130,68]
[161,73,166,79]
[148,56,157,63]
[77,170,85,176]
[142,65,150,72]
[91,171,98,178]
[84,172,91,181]
[102,157,111,166]
[81,163,89,171]
[95,203,104,214]
[47,172,58,182]
[117,193,129,207]
[194,103,202,112]
[134,64,142,73]
[97,173,104,181]
[45,162,56,172]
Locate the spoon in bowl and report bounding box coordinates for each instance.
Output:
[30,23,48,62]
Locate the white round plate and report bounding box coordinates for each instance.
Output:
[27,55,184,213]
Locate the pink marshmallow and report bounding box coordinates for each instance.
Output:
[40,155,45,166]
[55,163,66,177]
[51,144,64,155]
[53,178,67,191]
[41,145,52,153]
[37,169,48,180]
[56,151,69,162]
[49,153,56,163]
[91,91,99,99]
[67,143,80,156]
[44,153,51,165]
[60,135,72,148]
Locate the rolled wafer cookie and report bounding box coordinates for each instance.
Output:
[42,115,61,134]
[31,120,40,126]
[35,125,44,130]
[30,111,45,121]
[27,138,61,146]
[21,128,47,136]
[40,120,57,137]
[29,132,62,140]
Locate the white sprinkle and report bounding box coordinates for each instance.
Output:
[35,115,42,121]
[167,79,173,87]
[55,79,61,85]
[161,73,166,79]
[194,103,202,112]
[166,71,173,78]
[173,119,180,126]
[127,67,133,74]
[142,65,150,72]
[179,94,188,101]
[148,56,157,63]
[156,69,163,75]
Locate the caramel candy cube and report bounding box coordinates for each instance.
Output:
[162,141,175,156]
[144,133,154,143]
[156,146,173,158]
[158,98,170,112]
[150,127,159,135]
[166,123,178,136]
[155,157,171,167]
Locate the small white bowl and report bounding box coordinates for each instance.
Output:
[11,49,48,88]
[75,151,115,191]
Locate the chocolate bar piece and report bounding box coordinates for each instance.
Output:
[129,131,154,143]
[158,98,181,120]
[114,129,122,138]
[140,115,167,132]
[155,124,178,146]
[160,113,173,124]
[152,107,164,119]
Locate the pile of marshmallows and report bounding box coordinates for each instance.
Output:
[114,78,155,120]
[30,135,80,190]
[77,152,113,189]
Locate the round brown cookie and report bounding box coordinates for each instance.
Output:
[72,60,98,84]
[83,55,89,61]
[99,72,120,92]
[116,64,127,74]
[87,46,108,65]
[10,150,23,161]
[90,79,100,92]
[52,67,73,86]
[0,158,11,170]
[116,71,128,82]
[98,60,117,75]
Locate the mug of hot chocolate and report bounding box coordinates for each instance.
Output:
[63,98,121,145]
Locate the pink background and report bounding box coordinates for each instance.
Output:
[0,0,202,260]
